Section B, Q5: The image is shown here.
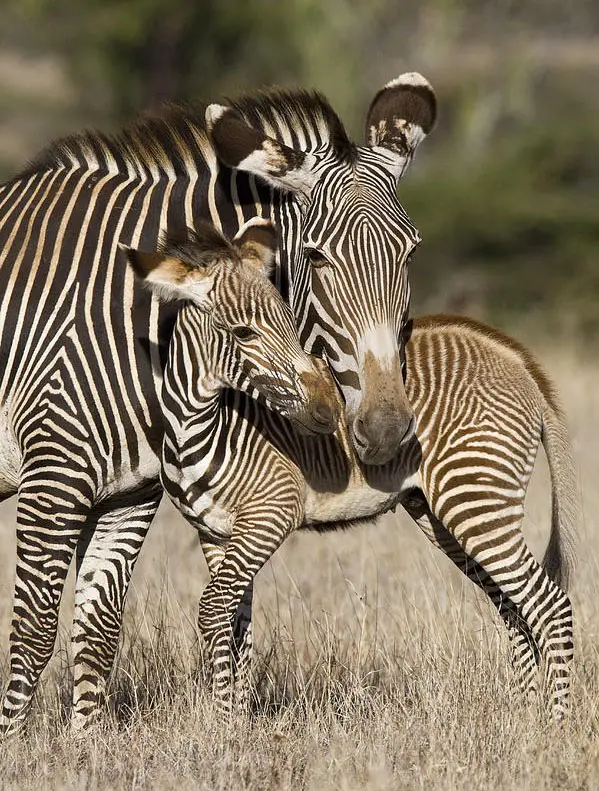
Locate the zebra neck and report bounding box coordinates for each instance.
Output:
[161,366,223,451]
[272,196,309,322]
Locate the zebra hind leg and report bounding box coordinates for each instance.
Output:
[70,493,161,731]
[402,493,542,703]
[0,476,90,734]
[428,491,573,723]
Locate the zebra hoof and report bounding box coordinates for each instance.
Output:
[0,712,26,738]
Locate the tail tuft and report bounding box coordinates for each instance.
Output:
[540,406,580,592]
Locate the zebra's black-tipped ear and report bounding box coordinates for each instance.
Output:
[232,218,277,278]
[205,104,318,196]
[119,243,210,304]
[365,72,436,181]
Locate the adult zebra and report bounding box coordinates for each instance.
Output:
[0,73,436,730]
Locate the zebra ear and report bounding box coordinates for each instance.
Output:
[365,72,436,181]
[206,105,318,196]
[120,244,212,304]
[232,217,277,278]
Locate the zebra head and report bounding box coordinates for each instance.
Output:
[205,73,436,464]
[122,218,340,435]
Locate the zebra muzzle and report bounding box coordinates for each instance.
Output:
[352,404,416,465]
[291,369,341,435]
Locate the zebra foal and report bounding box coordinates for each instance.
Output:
[135,278,576,719]
[123,219,340,707]
[399,316,578,722]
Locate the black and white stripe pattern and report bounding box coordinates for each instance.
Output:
[126,220,340,711]
[0,74,435,731]
[163,313,577,721]
[400,316,578,722]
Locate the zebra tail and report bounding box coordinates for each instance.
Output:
[540,399,580,592]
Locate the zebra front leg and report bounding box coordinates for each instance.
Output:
[70,493,161,731]
[0,476,91,734]
[198,505,299,714]
[200,540,254,713]
[231,581,254,711]
[401,492,540,701]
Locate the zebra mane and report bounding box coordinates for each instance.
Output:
[18,87,355,179]
[228,87,356,161]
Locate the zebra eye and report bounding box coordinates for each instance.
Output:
[231,325,259,342]
[305,248,330,269]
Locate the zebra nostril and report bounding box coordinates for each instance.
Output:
[312,401,335,427]
[401,414,416,444]
[353,416,368,447]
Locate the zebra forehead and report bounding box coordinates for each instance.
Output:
[304,179,420,252]
[306,211,419,263]
[217,272,288,314]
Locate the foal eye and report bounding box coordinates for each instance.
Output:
[232,326,259,342]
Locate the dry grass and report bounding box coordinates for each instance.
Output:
[0,340,597,789]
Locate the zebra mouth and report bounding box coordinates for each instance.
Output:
[352,414,416,465]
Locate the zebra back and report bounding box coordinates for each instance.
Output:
[406,314,580,590]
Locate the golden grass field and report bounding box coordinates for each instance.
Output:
[0,336,596,790]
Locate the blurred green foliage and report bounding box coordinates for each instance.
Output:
[1,0,598,336]
[403,97,599,334]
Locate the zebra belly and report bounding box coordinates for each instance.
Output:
[302,468,420,526]
[0,402,20,495]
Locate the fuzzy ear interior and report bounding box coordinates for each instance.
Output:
[206,104,318,196]
[120,243,210,304]
[365,72,436,180]
[232,217,278,278]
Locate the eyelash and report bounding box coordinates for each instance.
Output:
[306,249,330,269]
[231,326,258,342]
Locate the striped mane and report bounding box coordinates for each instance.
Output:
[18,87,355,180]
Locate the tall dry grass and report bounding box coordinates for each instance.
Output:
[0,340,597,790]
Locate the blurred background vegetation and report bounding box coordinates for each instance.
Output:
[1,0,598,337]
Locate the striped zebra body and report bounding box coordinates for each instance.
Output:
[0,75,436,731]
[162,313,577,720]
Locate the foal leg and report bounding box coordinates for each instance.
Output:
[201,540,254,712]
[402,493,540,700]
[424,486,572,722]
[198,497,302,714]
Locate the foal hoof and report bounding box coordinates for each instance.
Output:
[0,713,26,738]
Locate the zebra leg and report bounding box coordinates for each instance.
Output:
[200,540,254,712]
[70,494,161,731]
[198,508,299,714]
[426,491,572,722]
[0,479,90,733]
[231,581,254,710]
[401,492,540,700]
